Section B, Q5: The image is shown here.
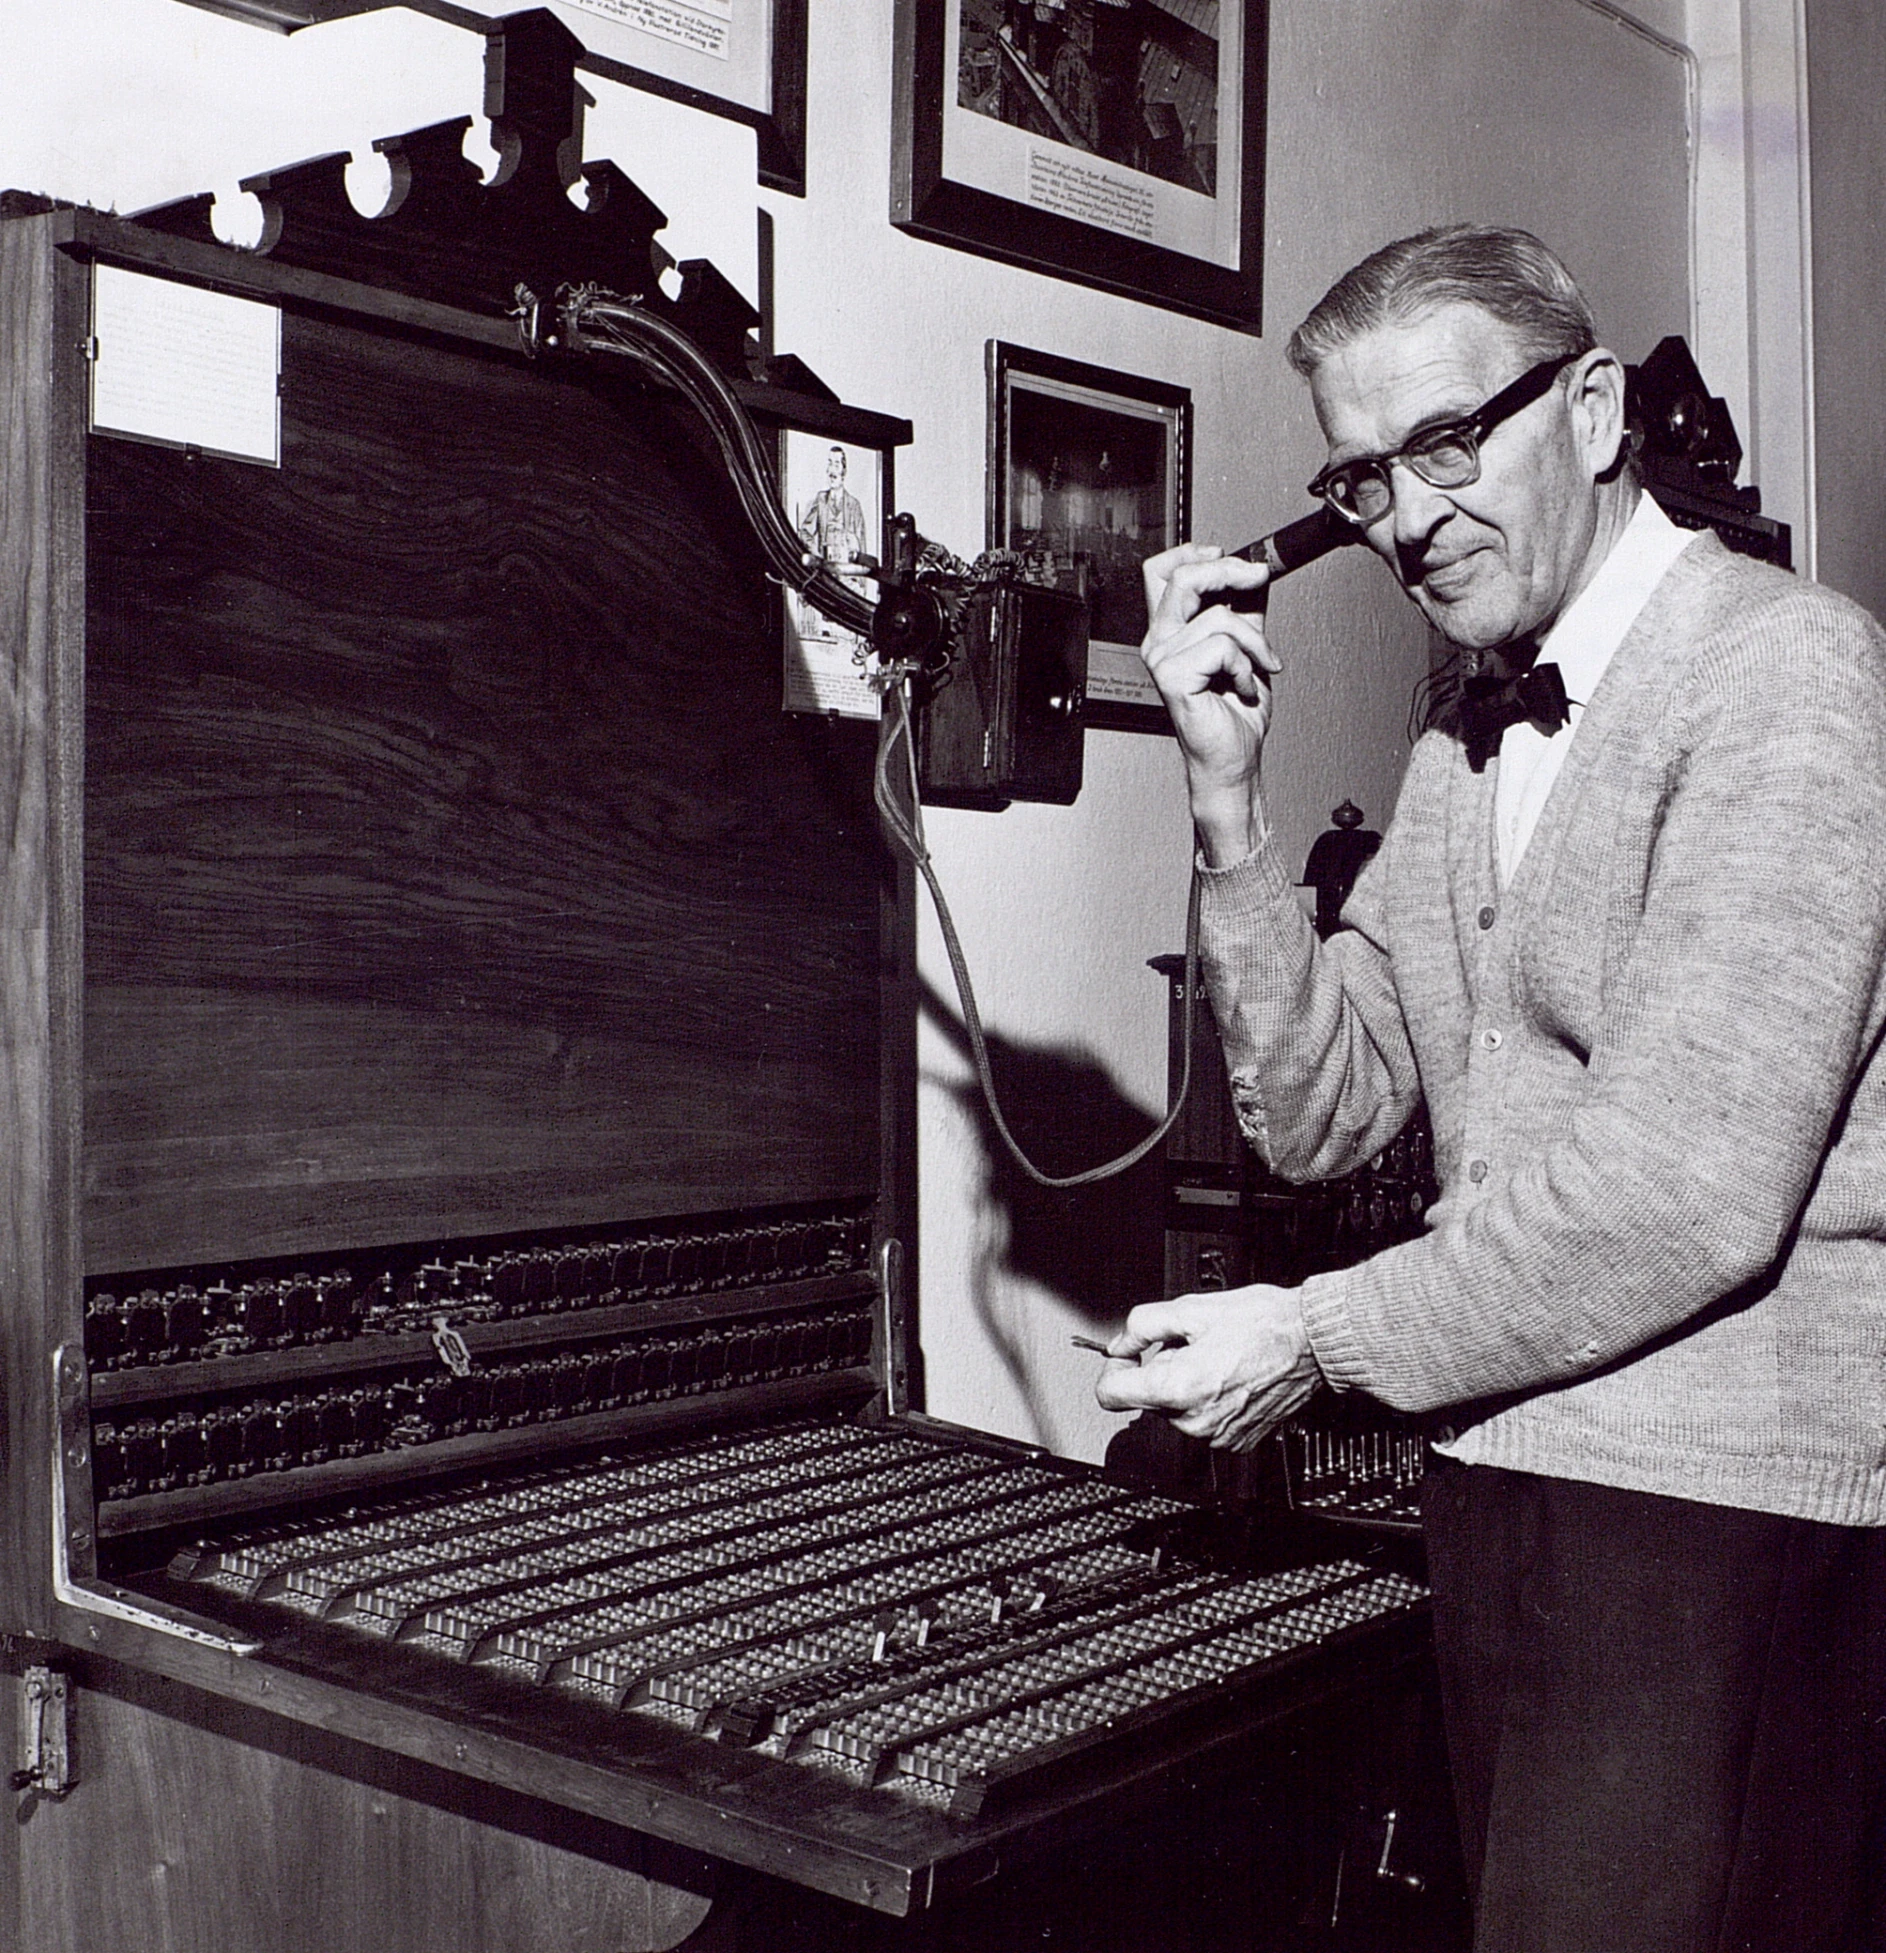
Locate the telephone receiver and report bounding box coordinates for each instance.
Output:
[1221,506,1362,605]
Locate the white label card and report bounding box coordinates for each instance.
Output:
[564,0,732,60]
[90,266,282,468]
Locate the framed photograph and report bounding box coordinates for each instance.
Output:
[779,430,892,720]
[894,0,1267,332]
[987,342,1189,733]
[182,0,808,193]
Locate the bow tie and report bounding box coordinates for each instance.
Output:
[1455,651,1570,773]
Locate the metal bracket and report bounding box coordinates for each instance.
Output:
[878,1237,909,1417]
[52,1344,263,1657]
[11,1665,71,1799]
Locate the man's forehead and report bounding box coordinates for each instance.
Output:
[1309,303,1529,454]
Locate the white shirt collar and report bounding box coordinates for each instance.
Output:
[1535,489,1697,706]
[1493,491,1698,886]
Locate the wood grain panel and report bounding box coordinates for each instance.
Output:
[14,1665,720,1953]
[83,310,884,1272]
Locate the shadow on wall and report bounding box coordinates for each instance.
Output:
[921,977,1166,1358]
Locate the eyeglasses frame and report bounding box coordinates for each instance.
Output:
[1306,350,1585,526]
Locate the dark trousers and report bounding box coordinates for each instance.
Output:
[1421,1457,1886,1953]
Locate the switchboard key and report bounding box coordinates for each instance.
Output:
[160,1416,209,1486]
[282,1280,323,1342]
[609,1242,649,1295]
[124,1291,166,1361]
[86,1295,127,1369]
[490,1256,528,1314]
[239,1284,285,1344]
[165,1288,208,1356]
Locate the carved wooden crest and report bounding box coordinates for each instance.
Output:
[132,6,790,383]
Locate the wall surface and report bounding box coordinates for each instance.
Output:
[828,0,1695,1460]
[1806,2,1886,618]
[6,0,1696,1464]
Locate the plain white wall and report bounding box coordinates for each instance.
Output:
[4,0,1716,1465]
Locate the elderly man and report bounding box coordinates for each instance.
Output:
[1099,226,1886,1949]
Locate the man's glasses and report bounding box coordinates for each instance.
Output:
[1307,351,1581,526]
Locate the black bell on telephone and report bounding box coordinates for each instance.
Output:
[1301,801,1382,939]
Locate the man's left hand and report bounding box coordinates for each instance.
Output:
[1094,1286,1322,1450]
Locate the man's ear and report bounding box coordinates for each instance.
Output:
[1568,348,1629,480]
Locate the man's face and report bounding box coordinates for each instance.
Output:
[827,450,847,488]
[1309,303,1605,650]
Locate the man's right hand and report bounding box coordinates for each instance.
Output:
[1139,543,1278,866]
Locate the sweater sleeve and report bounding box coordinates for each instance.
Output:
[1197,804,1425,1182]
[1301,589,1886,1410]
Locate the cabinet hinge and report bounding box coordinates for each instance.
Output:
[11,1665,71,1799]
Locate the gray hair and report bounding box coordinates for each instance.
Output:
[1285,225,1599,380]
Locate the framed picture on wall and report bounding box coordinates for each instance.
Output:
[179,0,809,193]
[894,0,1268,332]
[779,428,894,720]
[988,342,1189,733]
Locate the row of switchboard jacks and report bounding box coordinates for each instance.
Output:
[84,1213,874,1372]
[86,1274,363,1371]
[91,1302,876,1501]
[385,1215,872,1327]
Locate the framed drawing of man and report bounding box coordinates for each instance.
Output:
[779,431,892,720]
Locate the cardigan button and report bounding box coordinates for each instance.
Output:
[1481,1028,1504,1051]
[1467,1159,1489,1183]
[1477,905,1496,930]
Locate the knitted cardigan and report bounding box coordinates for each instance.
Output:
[1199,533,1886,1524]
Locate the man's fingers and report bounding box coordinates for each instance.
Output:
[1195,606,1282,685]
[1114,1298,1196,1354]
[1145,546,1270,629]
[1098,1354,1311,1451]
[1157,558,1271,628]
[1141,540,1224,611]
[1142,607,1277,707]
[1146,602,1274,665]
[1094,1341,1192,1414]
[1093,1285,1323,1449]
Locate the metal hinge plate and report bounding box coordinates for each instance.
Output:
[13,1665,71,1799]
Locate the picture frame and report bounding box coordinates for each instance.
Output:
[179,0,809,194]
[778,428,895,720]
[894,0,1268,333]
[987,341,1189,734]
